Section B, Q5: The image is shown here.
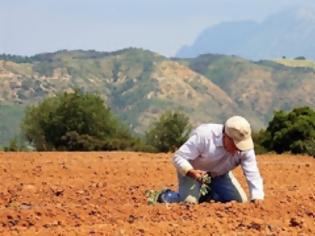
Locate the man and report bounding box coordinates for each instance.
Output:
[157,115,264,204]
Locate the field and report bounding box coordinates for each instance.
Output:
[274,58,315,69]
[0,152,314,235]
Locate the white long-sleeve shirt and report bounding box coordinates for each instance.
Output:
[173,123,264,200]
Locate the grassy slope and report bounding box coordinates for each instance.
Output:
[274,58,315,69]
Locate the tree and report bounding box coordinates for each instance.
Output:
[21,90,136,151]
[262,107,315,156]
[294,56,306,60]
[252,129,268,154]
[145,110,192,152]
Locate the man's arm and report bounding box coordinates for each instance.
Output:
[172,132,204,176]
[240,149,264,201]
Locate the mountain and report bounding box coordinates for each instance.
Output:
[1,48,315,146]
[176,7,315,60]
[180,54,315,122]
[0,48,238,145]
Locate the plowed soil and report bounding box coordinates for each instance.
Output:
[0,152,314,235]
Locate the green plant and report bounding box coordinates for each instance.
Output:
[21,89,137,151]
[200,174,212,196]
[4,138,18,151]
[145,110,192,152]
[252,129,269,154]
[144,190,161,205]
[3,136,28,151]
[190,174,212,197]
[262,106,315,157]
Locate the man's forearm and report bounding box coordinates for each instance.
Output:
[172,154,194,175]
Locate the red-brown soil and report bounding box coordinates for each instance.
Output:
[0,152,314,235]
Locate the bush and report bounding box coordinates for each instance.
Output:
[252,130,269,154]
[304,138,315,157]
[4,138,19,151]
[3,137,28,151]
[21,90,137,151]
[294,56,306,60]
[262,107,315,157]
[145,110,192,152]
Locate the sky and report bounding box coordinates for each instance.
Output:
[1,0,315,57]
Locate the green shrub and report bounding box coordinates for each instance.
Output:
[21,90,137,151]
[262,107,315,157]
[4,138,19,151]
[294,56,306,60]
[3,137,28,151]
[145,110,192,152]
[252,129,269,154]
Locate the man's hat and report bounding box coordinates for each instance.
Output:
[224,116,254,151]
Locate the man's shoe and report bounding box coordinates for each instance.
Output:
[157,189,180,203]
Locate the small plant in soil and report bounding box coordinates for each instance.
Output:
[145,190,161,205]
[200,174,211,196]
[191,174,212,196]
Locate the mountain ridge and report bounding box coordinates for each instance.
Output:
[0,48,315,146]
[176,7,315,60]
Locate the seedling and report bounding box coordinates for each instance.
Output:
[145,189,161,205]
[190,174,212,196]
[200,174,211,196]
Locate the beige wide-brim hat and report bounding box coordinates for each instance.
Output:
[224,116,254,151]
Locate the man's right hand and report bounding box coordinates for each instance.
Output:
[186,169,207,183]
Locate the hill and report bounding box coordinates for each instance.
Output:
[180,54,315,124]
[0,49,315,146]
[176,7,315,60]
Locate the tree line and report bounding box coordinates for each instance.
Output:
[4,91,315,157]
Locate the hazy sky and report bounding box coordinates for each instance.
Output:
[1,0,315,56]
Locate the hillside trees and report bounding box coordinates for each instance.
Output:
[145,110,192,152]
[21,90,140,151]
[262,107,315,156]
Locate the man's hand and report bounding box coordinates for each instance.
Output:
[186,169,207,183]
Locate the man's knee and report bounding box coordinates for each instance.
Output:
[177,172,201,203]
